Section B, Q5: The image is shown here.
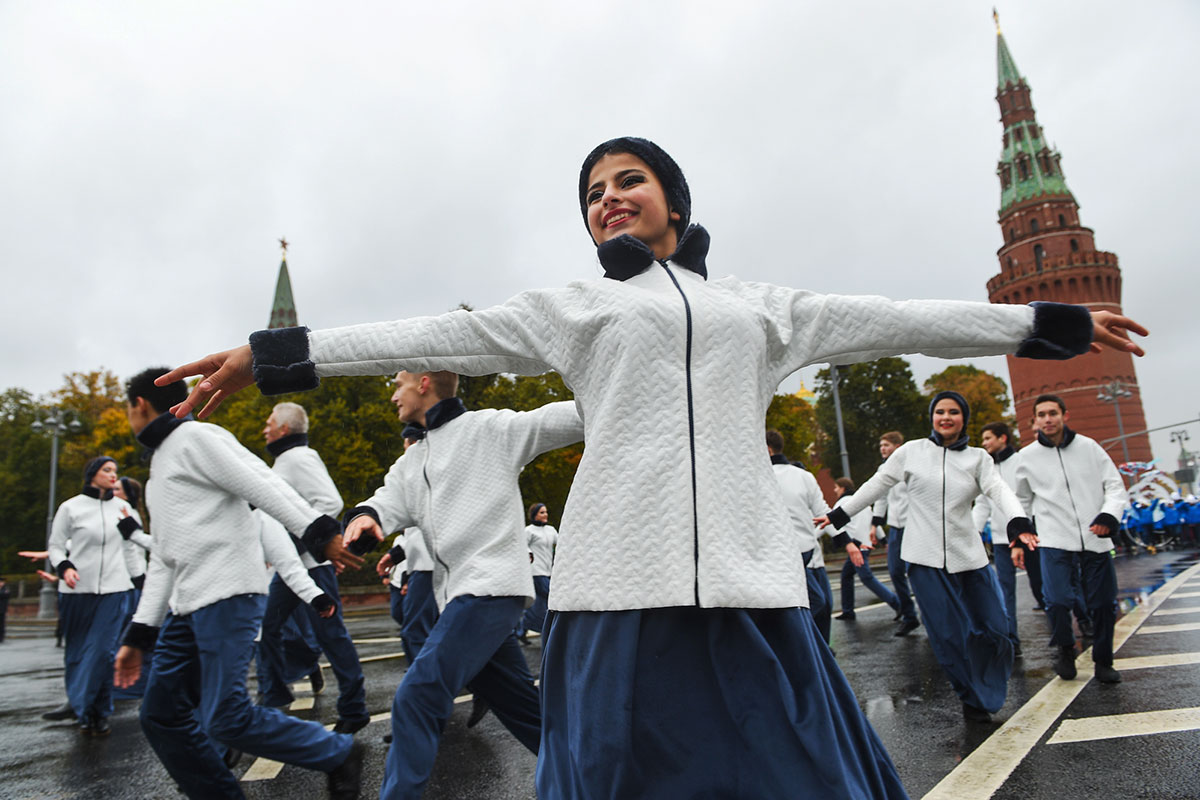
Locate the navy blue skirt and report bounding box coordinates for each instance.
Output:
[537,606,908,799]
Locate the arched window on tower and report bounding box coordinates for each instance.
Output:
[1030,218,1039,234]
[1009,227,1016,241]
[1034,245,1045,272]
[1070,239,1079,252]
[1058,214,1066,226]
[1018,159,1029,180]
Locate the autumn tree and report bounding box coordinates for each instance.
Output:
[814,358,926,482]
[765,392,822,468]
[923,365,1016,447]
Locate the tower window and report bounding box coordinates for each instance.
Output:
[1070,239,1079,252]
[1018,159,1029,180]
[1058,213,1066,226]
[1030,219,1039,234]
[1014,128,1024,141]
[1009,227,1016,241]
[1034,245,1045,272]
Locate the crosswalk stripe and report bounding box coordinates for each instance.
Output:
[1113,651,1200,671]
[1170,591,1200,599]
[1135,621,1200,635]
[1047,706,1200,745]
[1152,605,1200,616]
[920,560,1200,800]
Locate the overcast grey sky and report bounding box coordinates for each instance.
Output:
[2,2,1196,464]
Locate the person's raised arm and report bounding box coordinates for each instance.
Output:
[343,454,419,550]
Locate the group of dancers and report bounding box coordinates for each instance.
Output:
[39,137,1149,799]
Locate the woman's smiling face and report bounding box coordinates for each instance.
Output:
[584,152,680,259]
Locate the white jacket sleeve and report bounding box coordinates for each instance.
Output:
[274,450,344,518]
[975,455,1026,538]
[47,502,72,569]
[971,496,993,535]
[360,455,420,535]
[257,511,323,604]
[1095,441,1127,521]
[506,401,586,467]
[834,446,909,523]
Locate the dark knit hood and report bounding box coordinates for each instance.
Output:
[928,391,970,451]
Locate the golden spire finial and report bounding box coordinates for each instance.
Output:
[993,7,1002,34]
[279,236,289,260]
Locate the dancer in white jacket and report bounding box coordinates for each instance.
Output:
[1014,394,1126,684]
[971,422,1025,656]
[820,391,1037,722]
[160,136,1146,798]
[47,456,142,735]
[518,502,558,640]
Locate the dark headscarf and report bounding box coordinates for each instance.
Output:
[928,391,971,451]
[578,137,691,244]
[82,456,117,491]
[528,503,547,526]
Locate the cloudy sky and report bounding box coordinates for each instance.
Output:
[2,1,1196,463]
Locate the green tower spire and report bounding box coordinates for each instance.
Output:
[994,14,1074,215]
[268,237,298,329]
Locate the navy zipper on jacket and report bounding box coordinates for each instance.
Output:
[1055,450,1087,549]
[659,260,701,606]
[421,437,453,608]
[941,448,948,569]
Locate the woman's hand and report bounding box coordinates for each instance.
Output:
[813,515,831,530]
[62,568,79,589]
[845,542,865,568]
[376,551,394,578]
[1090,311,1147,356]
[114,646,143,688]
[155,345,255,419]
[18,550,49,562]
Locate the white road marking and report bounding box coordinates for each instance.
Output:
[1047,706,1200,745]
[1171,591,1200,599]
[351,637,403,644]
[290,697,314,710]
[1135,621,1200,635]
[921,560,1200,800]
[1113,651,1200,671]
[1152,605,1200,616]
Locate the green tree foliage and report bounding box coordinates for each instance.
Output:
[814,358,926,482]
[922,365,1016,447]
[765,392,822,468]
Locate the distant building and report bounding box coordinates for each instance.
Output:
[269,239,298,330]
[985,21,1151,464]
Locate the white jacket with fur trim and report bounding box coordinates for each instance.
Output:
[349,401,583,611]
[829,439,1028,573]
[971,449,1022,544]
[132,417,339,626]
[270,441,344,569]
[1014,431,1125,553]
[48,492,140,595]
[771,459,830,558]
[250,259,1092,610]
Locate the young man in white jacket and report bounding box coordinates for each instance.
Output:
[972,422,1025,656]
[341,370,584,799]
[1015,394,1126,684]
[257,402,369,734]
[112,368,365,800]
[870,432,922,637]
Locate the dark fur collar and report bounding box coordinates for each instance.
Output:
[82,485,114,500]
[137,411,192,450]
[598,224,710,282]
[424,397,467,431]
[266,432,308,458]
[992,445,1016,463]
[769,453,790,465]
[1037,426,1077,449]
[929,431,970,451]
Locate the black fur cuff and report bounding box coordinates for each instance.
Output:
[827,507,851,531]
[311,594,335,615]
[117,516,142,539]
[830,532,852,550]
[56,560,75,576]
[131,575,145,591]
[1015,302,1093,360]
[1091,512,1120,537]
[1006,517,1035,540]
[123,621,159,651]
[299,515,341,560]
[870,515,886,528]
[343,505,382,528]
[388,544,406,563]
[249,326,319,396]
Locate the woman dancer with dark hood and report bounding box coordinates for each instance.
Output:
[159,137,1145,797]
[820,392,1036,722]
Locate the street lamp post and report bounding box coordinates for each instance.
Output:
[1171,429,1193,495]
[829,365,852,480]
[1096,380,1133,469]
[31,412,82,619]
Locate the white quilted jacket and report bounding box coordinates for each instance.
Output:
[271,443,344,569]
[293,264,1066,610]
[356,402,583,611]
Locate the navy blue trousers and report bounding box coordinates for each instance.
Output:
[381,595,540,799]
[991,543,1021,646]
[400,570,437,666]
[113,588,150,700]
[886,528,919,623]
[908,565,1013,712]
[258,567,367,722]
[141,594,351,799]
[841,553,899,614]
[59,591,131,720]
[1040,547,1118,666]
[520,575,551,634]
[537,606,909,800]
[802,549,833,644]
[1024,546,1045,606]
[389,585,404,628]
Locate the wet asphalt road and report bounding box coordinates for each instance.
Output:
[3,547,1199,800]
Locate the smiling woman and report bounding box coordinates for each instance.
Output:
[157,135,1146,799]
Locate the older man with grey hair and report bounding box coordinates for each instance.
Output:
[258,402,369,734]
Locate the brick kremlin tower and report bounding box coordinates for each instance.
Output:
[269,237,298,329]
[985,17,1151,464]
